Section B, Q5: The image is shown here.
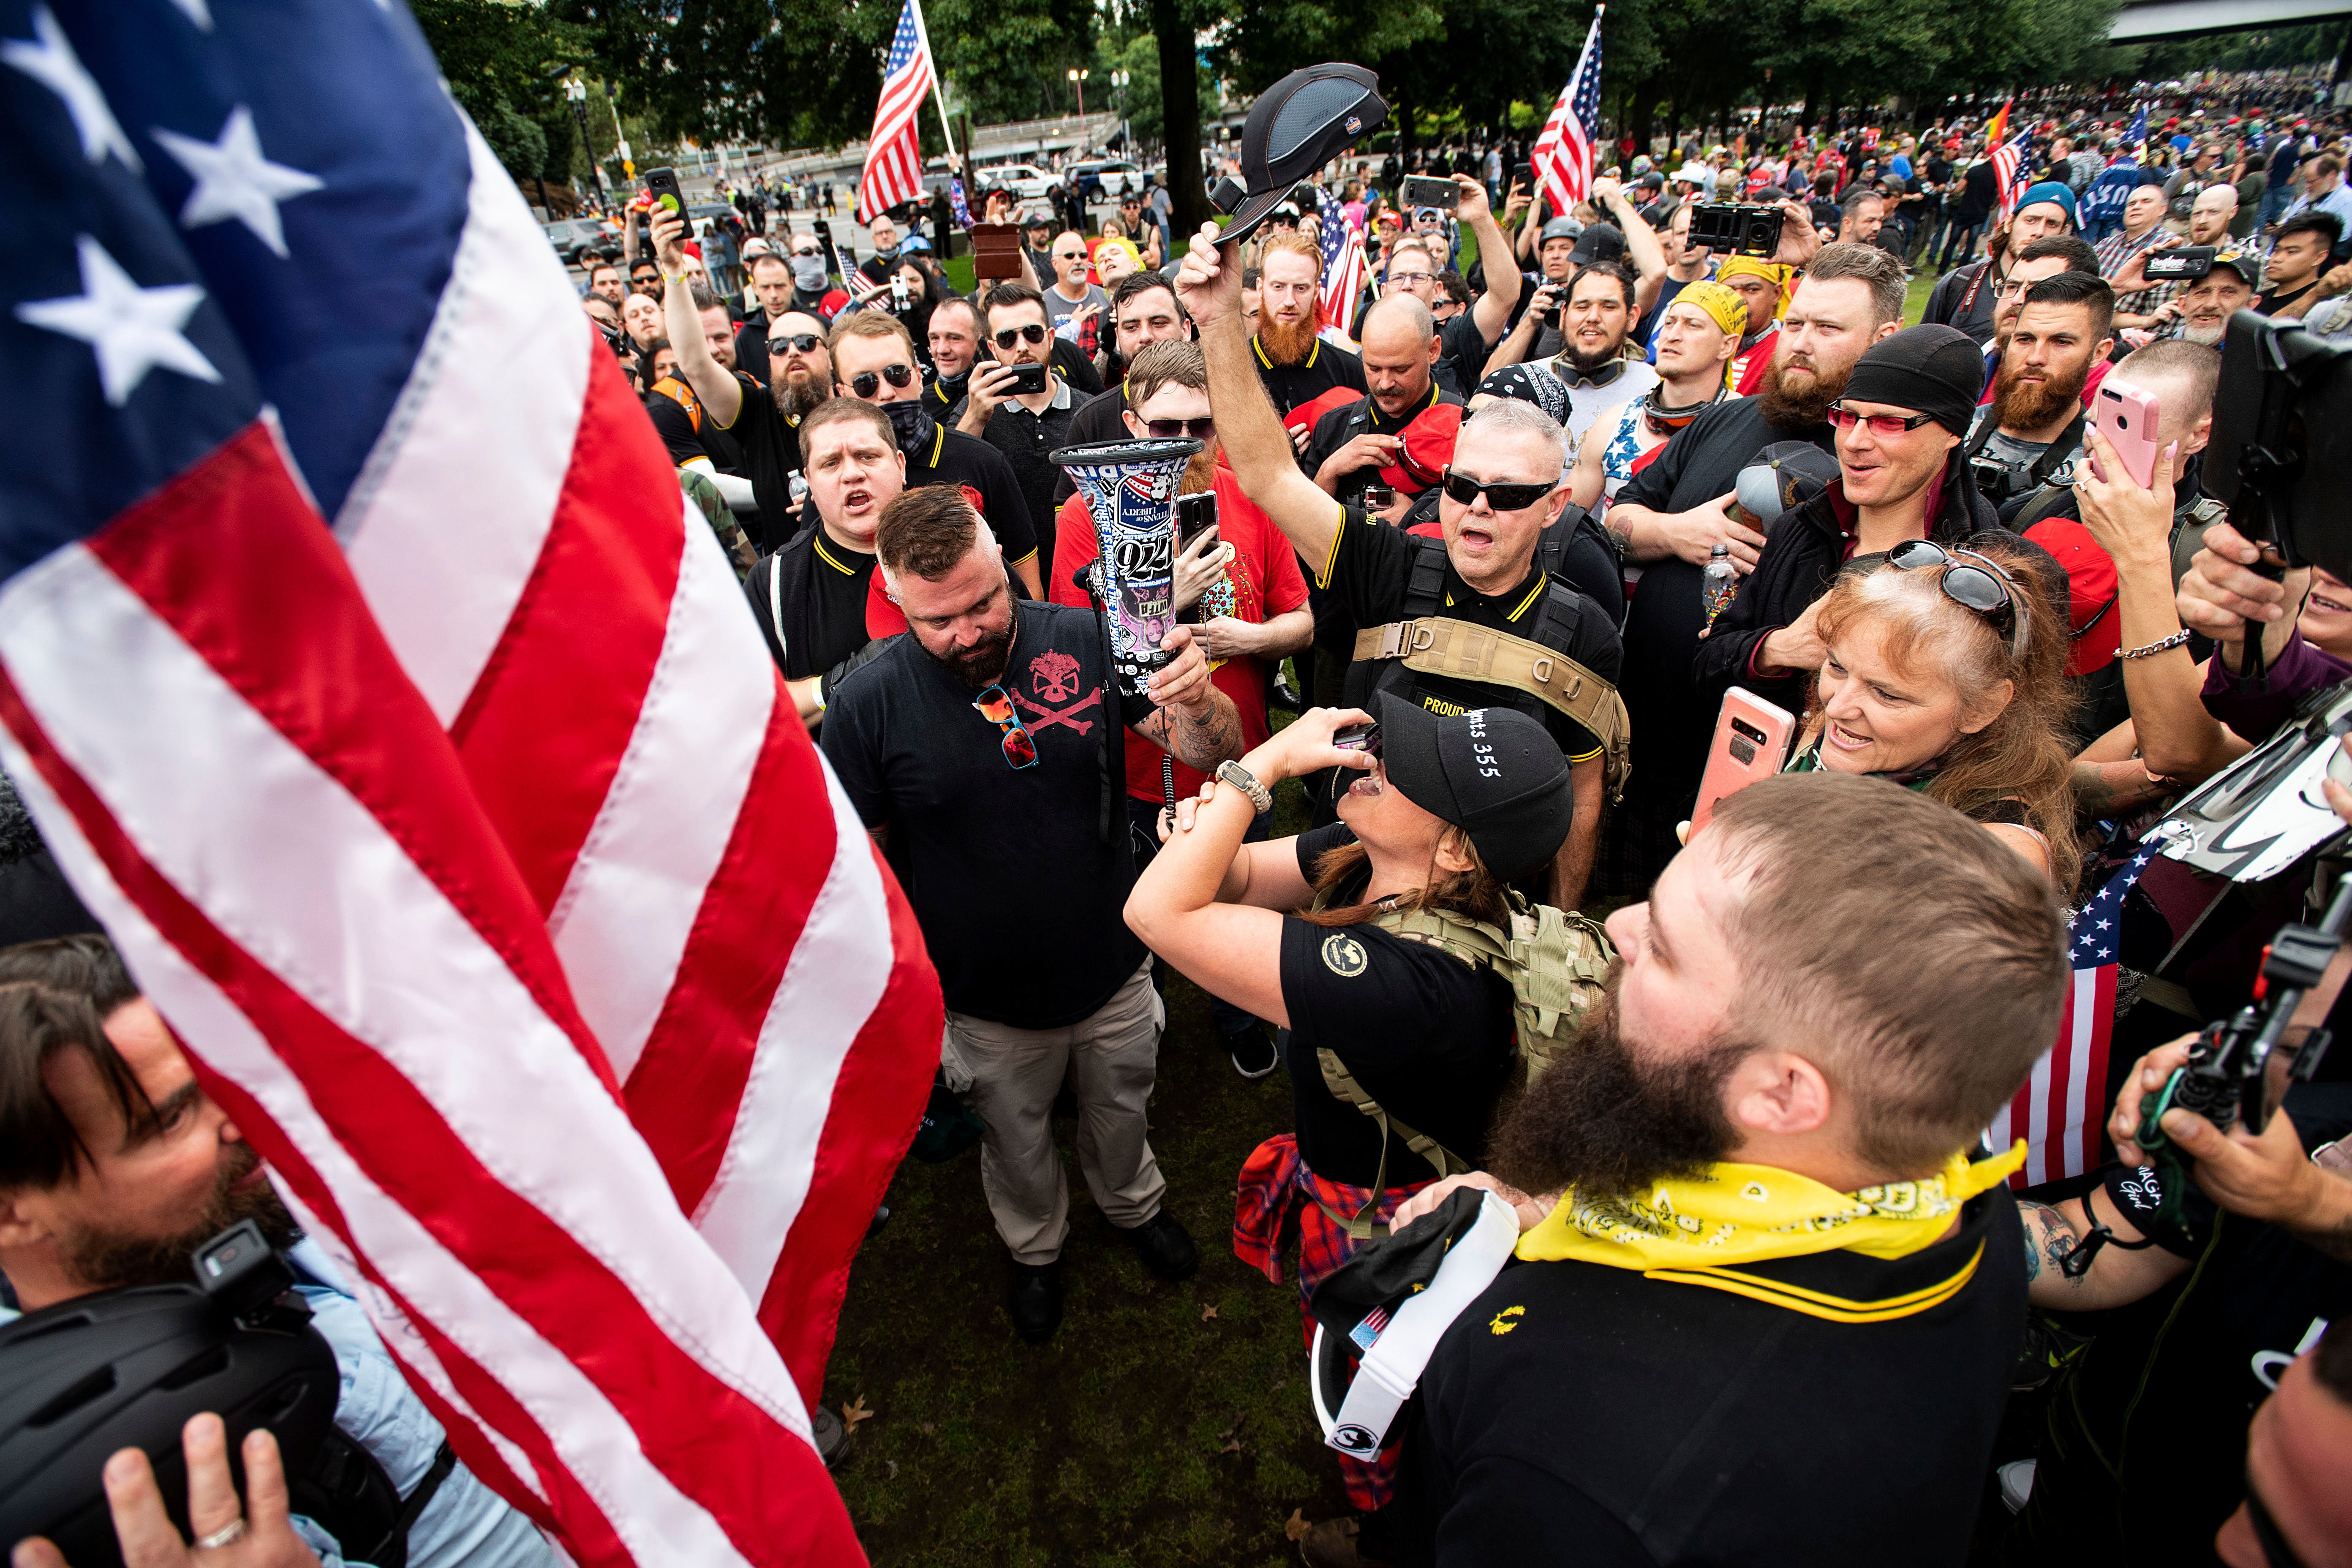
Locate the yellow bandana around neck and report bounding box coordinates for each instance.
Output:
[1516,1141,2027,1271]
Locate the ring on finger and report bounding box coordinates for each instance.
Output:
[196,1518,248,1551]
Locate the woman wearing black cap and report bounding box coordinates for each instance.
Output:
[1124,695,1592,1553]
[1695,322,2011,726]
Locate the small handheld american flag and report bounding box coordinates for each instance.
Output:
[1529,6,1604,220]
[1992,127,2035,220]
[1317,185,1365,344]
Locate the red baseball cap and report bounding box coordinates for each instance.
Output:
[1378,403,1464,494]
[1282,386,1361,440]
[2023,517,2121,677]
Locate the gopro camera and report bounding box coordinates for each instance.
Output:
[2143,245,2216,283]
[1688,202,1785,258]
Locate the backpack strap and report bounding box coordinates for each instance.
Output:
[1400,538,1451,618]
[1349,615,1632,800]
[1314,1045,1475,1236]
[651,376,704,433]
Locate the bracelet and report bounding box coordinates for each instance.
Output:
[1215,760,1274,815]
[2117,628,2194,660]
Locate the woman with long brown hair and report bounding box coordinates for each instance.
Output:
[1123,696,1577,1559]
[1788,536,2077,886]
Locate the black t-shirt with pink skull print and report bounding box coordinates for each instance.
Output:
[821,598,1160,1028]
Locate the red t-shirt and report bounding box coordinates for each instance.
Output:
[1049,460,1309,803]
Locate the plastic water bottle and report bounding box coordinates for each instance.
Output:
[1702,542,1737,626]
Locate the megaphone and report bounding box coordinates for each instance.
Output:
[1051,438,1202,694]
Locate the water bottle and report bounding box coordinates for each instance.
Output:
[1702,542,1737,626]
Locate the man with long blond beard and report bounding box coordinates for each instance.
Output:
[1049,339,1315,1076]
[1595,242,1906,897]
[1251,228,1366,427]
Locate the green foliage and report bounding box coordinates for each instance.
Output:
[1093,32,1217,142]
[411,0,591,182]
[477,99,550,185]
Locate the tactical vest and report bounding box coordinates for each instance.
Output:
[1349,541,1632,800]
[1309,890,1615,1238]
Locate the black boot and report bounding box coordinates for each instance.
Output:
[1007,1257,1064,1343]
[1116,1211,1198,1281]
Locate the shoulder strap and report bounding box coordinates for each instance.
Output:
[768,550,789,660]
[1349,615,1632,801]
[1401,538,1450,617]
[651,376,703,432]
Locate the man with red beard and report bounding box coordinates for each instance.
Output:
[1960,272,2115,524]
[1598,243,1905,896]
[1049,340,1314,1076]
[822,488,1242,1342]
[0,936,562,1560]
[1252,229,1366,433]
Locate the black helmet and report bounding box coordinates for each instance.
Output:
[0,1225,339,1568]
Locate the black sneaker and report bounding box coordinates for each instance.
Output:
[1223,1021,1278,1079]
[1007,1257,1063,1343]
[1116,1211,1198,1281]
[809,1403,851,1469]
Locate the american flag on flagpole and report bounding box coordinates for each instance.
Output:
[1316,185,1366,345]
[1529,6,1604,220]
[858,0,936,223]
[2124,102,2148,157]
[1993,127,2035,219]
[1990,842,2159,1187]
[0,2,939,1564]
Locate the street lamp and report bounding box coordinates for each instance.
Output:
[1068,67,1089,123]
[1111,69,1130,154]
[565,80,608,211]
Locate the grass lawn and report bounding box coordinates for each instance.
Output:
[825,746,1361,1568]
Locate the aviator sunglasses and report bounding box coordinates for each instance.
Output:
[849,363,916,398]
[972,685,1038,769]
[1884,540,2028,658]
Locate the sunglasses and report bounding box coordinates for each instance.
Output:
[849,363,916,398]
[1826,401,1940,436]
[1441,468,1555,513]
[993,324,1048,347]
[770,333,822,354]
[1885,540,2027,656]
[1143,417,1215,439]
[972,685,1038,769]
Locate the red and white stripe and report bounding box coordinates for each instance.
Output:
[858,0,937,222]
[1528,85,1581,220]
[0,115,939,1568]
[1987,964,2113,1187]
[1320,228,1366,346]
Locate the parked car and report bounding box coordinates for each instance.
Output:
[1071,159,1145,200]
[542,216,619,265]
[975,163,1054,201]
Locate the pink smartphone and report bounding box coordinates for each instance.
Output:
[2092,379,2161,489]
[1690,688,1797,833]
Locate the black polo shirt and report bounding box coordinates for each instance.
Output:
[1394,1181,2026,1567]
[1433,312,1493,400]
[907,421,1040,572]
[952,379,1089,581]
[646,382,748,478]
[1251,334,1367,419]
[1317,505,1619,764]
[1302,383,1461,510]
[744,525,874,681]
[707,373,807,550]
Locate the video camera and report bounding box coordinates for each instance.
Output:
[1688,202,1785,258]
[2106,312,2352,1248]
[0,1223,338,1568]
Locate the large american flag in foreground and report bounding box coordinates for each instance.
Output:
[1990,842,2157,1187]
[1529,5,1604,221]
[0,2,939,1563]
[857,0,936,222]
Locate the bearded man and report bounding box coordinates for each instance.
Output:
[1251,228,1367,429]
[1387,774,2064,1568]
[820,485,1243,1344]
[1961,272,2116,523]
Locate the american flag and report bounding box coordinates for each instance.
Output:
[0,3,939,1564]
[1317,185,1366,345]
[857,0,936,223]
[2124,103,2148,156]
[1989,843,2158,1186]
[1992,127,2035,220]
[1529,6,1604,221]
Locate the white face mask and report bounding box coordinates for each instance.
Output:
[790,254,827,290]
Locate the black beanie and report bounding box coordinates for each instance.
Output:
[1840,324,1984,436]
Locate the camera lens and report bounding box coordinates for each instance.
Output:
[2115,414,2129,429]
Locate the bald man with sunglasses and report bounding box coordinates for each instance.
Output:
[1175,222,1625,910]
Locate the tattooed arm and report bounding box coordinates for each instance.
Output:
[1133,689,1245,774]
[2019,1192,2191,1311]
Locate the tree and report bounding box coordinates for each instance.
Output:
[411,0,590,184]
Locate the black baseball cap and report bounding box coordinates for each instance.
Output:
[1570,222,1627,266]
[1373,694,1573,881]
[1209,63,1388,245]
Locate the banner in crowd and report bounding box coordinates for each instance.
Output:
[0,2,940,1563]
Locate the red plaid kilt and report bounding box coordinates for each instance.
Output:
[1232,1132,1432,1510]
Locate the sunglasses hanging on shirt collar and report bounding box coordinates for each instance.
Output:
[1642,384,1724,435]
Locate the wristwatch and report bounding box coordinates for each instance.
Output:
[1215,760,1274,815]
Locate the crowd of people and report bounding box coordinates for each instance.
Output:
[9,59,2352,1568]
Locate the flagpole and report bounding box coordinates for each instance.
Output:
[906,0,958,162]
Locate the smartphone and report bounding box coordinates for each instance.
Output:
[1333,722,1381,753]
[2092,380,2162,489]
[1688,202,1784,258]
[890,276,911,311]
[1400,174,1459,212]
[1003,360,1048,396]
[1512,163,1535,192]
[1690,688,1797,833]
[1175,491,1220,551]
[642,167,686,221]
[2143,245,2215,282]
